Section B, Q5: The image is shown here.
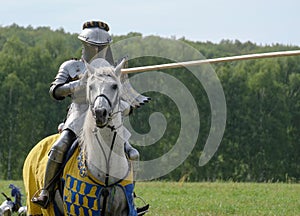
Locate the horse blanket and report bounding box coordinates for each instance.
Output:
[23,134,137,216]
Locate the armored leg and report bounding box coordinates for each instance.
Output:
[31,129,76,209]
[124,141,139,161]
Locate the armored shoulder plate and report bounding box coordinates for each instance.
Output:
[60,59,86,79]
[52,59,85,85]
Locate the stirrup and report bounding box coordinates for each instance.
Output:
[134,193,149,215]
[31,189,50,209]
[137,204,150,216]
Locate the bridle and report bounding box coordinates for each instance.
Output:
[90,94,112,121]
[88,91,130,216]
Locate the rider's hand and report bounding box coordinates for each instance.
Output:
[70,79,86,103]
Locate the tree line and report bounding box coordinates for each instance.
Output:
[0,24,299,182]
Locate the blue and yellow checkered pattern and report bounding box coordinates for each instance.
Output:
[62,144,137,215]
[64,174,102,215]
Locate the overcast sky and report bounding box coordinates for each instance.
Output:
[1,0,299,46]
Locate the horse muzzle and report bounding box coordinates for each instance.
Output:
[94,107,109,128]
[92,95,113,128]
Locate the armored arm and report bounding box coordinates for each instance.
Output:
[50,80,81,99]
[49,59,85,100]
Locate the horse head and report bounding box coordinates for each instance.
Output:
[85,58,125,128]
[81,58,130,183]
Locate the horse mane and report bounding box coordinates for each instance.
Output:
[79,64,122,165]
[79,63,130,181]
[94,66,116,78]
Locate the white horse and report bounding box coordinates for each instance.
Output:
[23,58,149,216]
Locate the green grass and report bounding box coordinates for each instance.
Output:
[0,180,299,215]
[0,180,25,199]
[134,181,300,216]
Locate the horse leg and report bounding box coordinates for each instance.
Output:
[102,186,129,216]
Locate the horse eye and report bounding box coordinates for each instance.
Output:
[111,84,118,90]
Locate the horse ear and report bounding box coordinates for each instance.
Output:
[85,60,95,75]
[115,57,127,77]
[80,68,89,82]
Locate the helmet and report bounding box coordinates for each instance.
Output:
[78,21,112,46]
[78,21,114,64]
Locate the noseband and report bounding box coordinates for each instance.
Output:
[90,94,112,118]
[92,94,112,108]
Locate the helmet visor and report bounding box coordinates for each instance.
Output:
[83,43,109,62]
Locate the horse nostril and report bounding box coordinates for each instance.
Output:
[95,108,107,118]
[102,109,107,117]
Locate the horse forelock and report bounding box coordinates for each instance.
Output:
[88,66,122,90]
[91,66,116,79]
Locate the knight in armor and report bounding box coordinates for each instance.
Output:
[32,21,140,208]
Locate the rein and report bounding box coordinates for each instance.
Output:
[92,130,131,187]
[92,130,130,216]
[100,131,116,216]
[85,68,128,215]
[88,93,129,216]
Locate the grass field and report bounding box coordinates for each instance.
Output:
[0,180,299,215]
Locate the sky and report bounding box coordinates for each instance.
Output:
[1,0,300,46]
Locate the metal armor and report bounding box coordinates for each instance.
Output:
[78,25,112,46]
[50,58,134,136]
[49,59,87,136]
[78,21,114,65]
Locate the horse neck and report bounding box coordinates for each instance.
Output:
[81,110,129,185]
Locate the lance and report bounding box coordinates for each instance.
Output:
[121,49,300,74]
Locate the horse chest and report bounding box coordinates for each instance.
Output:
[62,148,136,216]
